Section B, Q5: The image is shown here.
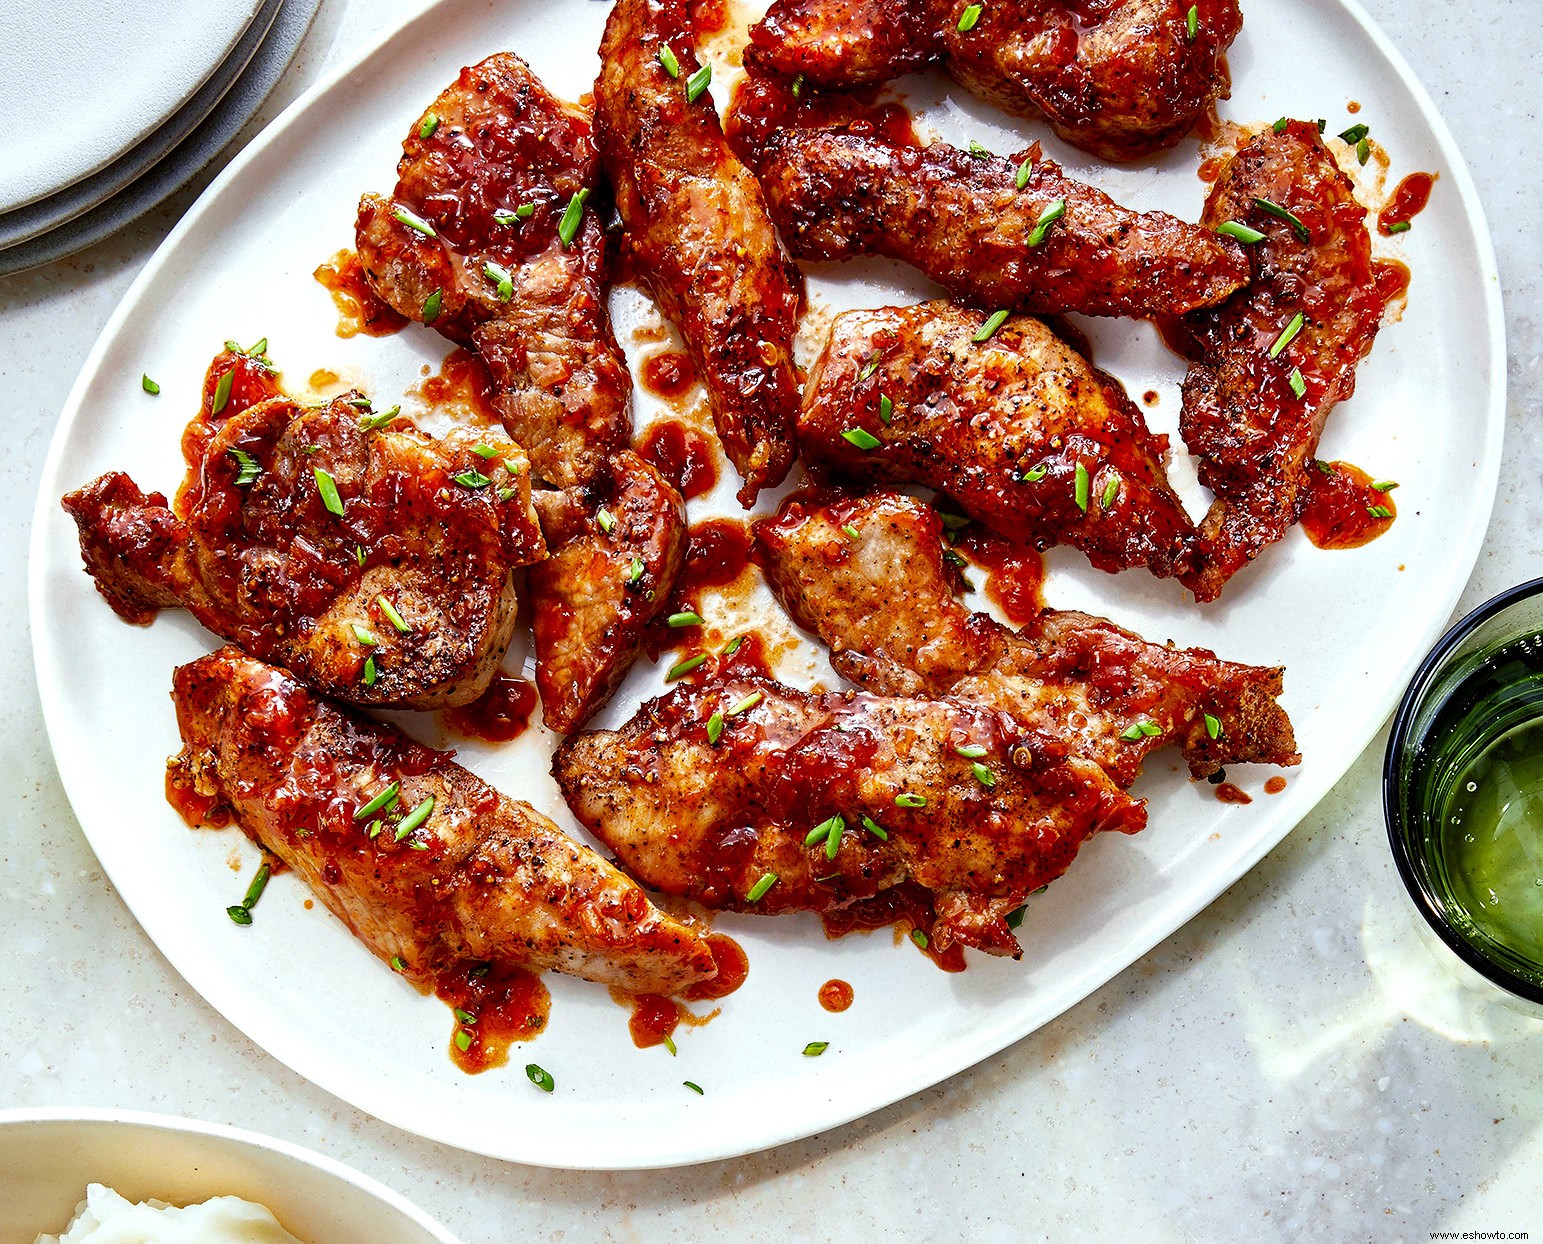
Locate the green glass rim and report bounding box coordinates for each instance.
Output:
[1382,575,1543,1006]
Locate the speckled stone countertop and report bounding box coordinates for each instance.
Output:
[3,2,1540,1240]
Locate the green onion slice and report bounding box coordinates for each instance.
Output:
[377,595,411,633]
[1074,462,1090,512]
[1288,368,1307,399]
[227,905,253,926]
[1217,220,1266,244]
[684,1080,704,1094]
[419,112,440,140]
[596,508,617,534]
[484,260,514,302]
[667,654,708,681]
[352,624,380,647]
[1015,157,1033,190]
[314,467,345,516]
[452,468,492,489]
[973,309,1009,342]
[746,872,778,903]
[957,3,982,32]
[1387,220,1411,235]
[878,394,893,424]
[1253,197,1310,242]
[1027,198,1066,247]
[358,405,400,432]
[211,368,234,415]
[668,611,705,628]
[1268,312,1306,359]
[142,373,160,394]
[526,1063,555,1092]
[658,44,681,77]
[395,795,435,841]
[356,783,402,821]
[861,815,888,841]
[685,63,712,104]
[842,427,882,450]
[362,656,377,687]
[726,691,762,717]
[229,448,262,486]
[453,1030,473,1052]
[706,711,725,745]
[392,206,436,237]
[1185,4,1198,39]
[971,762,997,788]
[557,189,590,248]
[803,1041,830,1056]
[625,556,646,585]
[894,793,927,809]
[1204,712,1223,740]
[954,743,988,758]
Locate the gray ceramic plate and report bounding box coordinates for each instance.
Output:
[0,0,322,276]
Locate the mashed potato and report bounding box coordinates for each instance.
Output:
[36,1183,306,1244]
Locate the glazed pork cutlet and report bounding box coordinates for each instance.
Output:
[753,126,1247,318]
[797,302,1196,582]
[554,676,1144,958]
[170,647,719,995]
[756,489,1298,785]
[1177,120,1392,601]
[594,0,802,504]
[354,52,684,730]
[745,0,1241,162]
[62,352,544,710]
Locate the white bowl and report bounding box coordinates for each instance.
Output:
[0,1109,462,1244]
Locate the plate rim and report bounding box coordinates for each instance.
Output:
[27,0,1507,1169]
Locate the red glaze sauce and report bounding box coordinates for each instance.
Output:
[1378,172,1436,235]
[1264,775,1288,795]
[685,932,750,1001]
[640,349,698,401]
[818,979,854,1012]
[821,884,966,973]
[436,961,550,1074]
[408,347,500,426]
[638,420,719,501]
[624,992,683,1049]
[679,519,754,594]
[1215,782,1252,805]
[726,71,918,168]
[952,525,1046,627]
[443,674,538,743]
[166,766,232,829]
[179,350,284,488]
[1300,460,1396,550]
[690,0,728,32]
[1372,259,1411,307]
[314,250,408,338]
[1142,389,1160,406]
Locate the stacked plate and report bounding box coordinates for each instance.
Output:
[0,0,324,276]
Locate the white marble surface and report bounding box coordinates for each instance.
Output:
[3,1,1540,1239]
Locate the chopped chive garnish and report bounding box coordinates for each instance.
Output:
[1339,123,1369,144]
[858,350,882,381]
[419,112,440,140]
[842,427,882,450]
[1139,721,1161,737]
[1074,462,1090,512]
[1005,905,1026,929]
[662,1033,678,1056]
[746,872,778,902]
[1253,197,1310,242]
[803,1041,830,1056]
[1356,136,1371,165]
[492,208,520,226]
[667,654,708,681]
[352,624,381,647]
[526,1063,555,1092]
[377,595,411,633]
[1185,4,1198,40]
[878,394,893,423]
[1315,459,1335,476]
[1273,117,1290,134]
[453,1029,473,1052]
[706,711,725,744]
[393,206,436,237]
[939,512,970,531]
[971,761,996,787]
[395,795,435,841]
[229,448,262,486]
[391,956,407,972]
[973,309,1009,341]
[668,611,705,628]
[1388,220,1411,234]
[1288,368,1307,398]
[625,556,646,585]
[791,73,804,98]
[558,188,590,248]
[1020,463,1048,483]
[826,815,845,859]
[806,814,843,847]
[684,1080,704,1094]
[248,338,268,358]
[658,44,680,77]
[957,3,982,32]
[969,140,989,158]
[726,691,762,716]
[1268,312,1306,359]
[1204,712,1222,740]
[454,1008,476,1025]
[1367,504,1394,520]
[954,743,987,758]
[895,793,927,809]
[516,203,535,219]
[211,368,234,415]
[596,507,617,534]
[861,815,888,841]
[359,405,401,431]
[943,549,968,570]
[348,396,373,410]
[472,443,498,459]
[453,468,491,490]
[1372,479,1399,492]
[142,373,160,394]
[356,544,366,567]
[484,260,514,302]
[496,486,516,502]
[314,467,345,516]
[227,905,253,926]
[1217,220,1266,244]
[911,929,929,949]
[1015,157,1032,190]
[842,523,861,541]
[1101,475,1119,508]
[685,63,712,104]
[1120,720,1162,741]
[1027,198,1065,247]
[722,635,745,656]
[362,656,377,686]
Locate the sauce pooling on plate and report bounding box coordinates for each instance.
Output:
[443,674,539,743]
[314,249,409,338]
[1299,460,1397,550]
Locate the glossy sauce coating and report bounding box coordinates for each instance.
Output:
[952,524,1046,627]
[1298,460,1396,550]
[1378,172,1436,235]
[640,349,698,401]
[638,420,720,501]
[443,673,539,742]
[437,961,550,1073]
[314,249,409,338]
[408,347,501,427]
